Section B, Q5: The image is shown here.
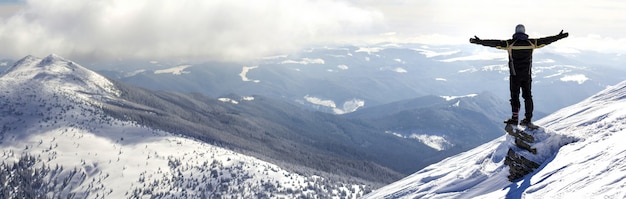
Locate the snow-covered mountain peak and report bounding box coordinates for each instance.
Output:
[4,54,69,76]
[40,53,67,64]
[1,55,37,75]
[2,54,120,100]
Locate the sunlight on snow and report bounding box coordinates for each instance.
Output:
[440,94,478,101]
[279,58,325,65]
[303,95,365,114]
[384,131,453,151]
[560,74,589,84]
[153,65,191,75]
[239,65,261,83]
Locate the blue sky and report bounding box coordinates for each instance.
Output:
[0,0,624,62]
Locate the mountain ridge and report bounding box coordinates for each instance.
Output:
[94,44,626,115]
[345,91,509,166]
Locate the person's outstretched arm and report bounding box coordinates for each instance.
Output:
[469,36,508,49]
[532,30,569,48]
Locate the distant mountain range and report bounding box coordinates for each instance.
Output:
[347,91,509,147]
[92,44,626,116]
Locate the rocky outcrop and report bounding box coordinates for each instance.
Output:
[504,148,540,181]
[503,124,542,181]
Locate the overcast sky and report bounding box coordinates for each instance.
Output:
[0,0,624,62]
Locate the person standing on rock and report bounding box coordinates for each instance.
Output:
[469,24,568,128]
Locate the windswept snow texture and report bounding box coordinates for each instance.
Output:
[364,80,626,198]
[0,55,368,198]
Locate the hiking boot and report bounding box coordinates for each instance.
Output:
[504,118,518,125]
[520,118,539,129]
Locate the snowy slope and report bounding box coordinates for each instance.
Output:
[0,55,368,198]
[363,79,626,198]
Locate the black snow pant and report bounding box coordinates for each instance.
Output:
[509,74,533,120]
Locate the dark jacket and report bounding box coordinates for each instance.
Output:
[470,32,568,76]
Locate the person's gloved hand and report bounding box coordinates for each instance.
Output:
[558,30,569,38]
[469,36,481,43]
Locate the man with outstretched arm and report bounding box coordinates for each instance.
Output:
[469,24,568,128]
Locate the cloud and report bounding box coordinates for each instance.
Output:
[0,0,383,62]
[3,0,624,62]
[348,0,626,54]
